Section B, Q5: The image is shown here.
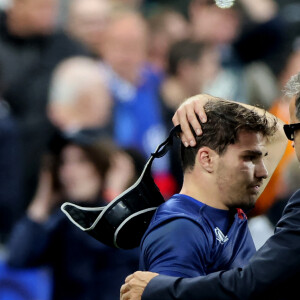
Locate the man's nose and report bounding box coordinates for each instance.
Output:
[255,161,268,179]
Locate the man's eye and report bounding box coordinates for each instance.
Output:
[244,156,255,161]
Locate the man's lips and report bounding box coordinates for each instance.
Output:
[248,183,262,194]
[248,181,262,188]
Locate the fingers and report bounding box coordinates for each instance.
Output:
[120,289,129,300]
[120,281,133,300]
[172,100,204,147]
[172,94,216,147]
[125,274,134,283]
[120,283,142,300]
[120,290,139,300]
[172,106,192,147]
[193,97,207,124]
[186,101,202,136]
[121,272,159,300]
[121,274,138,300]
[120,283,129,298]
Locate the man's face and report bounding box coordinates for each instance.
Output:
[67,0,110,53]
[190,2,240,44]
[289,96,300,161]
[101,16,147,84]
[11,0,58,35]
[59,145,101,202]
[215,130,268,210]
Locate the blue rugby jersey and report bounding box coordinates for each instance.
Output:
[139,194,256,277]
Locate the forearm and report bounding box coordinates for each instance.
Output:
[142,247,288,300]
[142,273,235,300]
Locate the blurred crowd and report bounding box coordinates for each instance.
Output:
[0,0,300,299]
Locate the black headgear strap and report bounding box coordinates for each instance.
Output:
[61,125,181,249]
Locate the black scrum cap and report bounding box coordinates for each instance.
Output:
[61,125,181,249]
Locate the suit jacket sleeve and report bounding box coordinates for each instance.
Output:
[142,189,300,300]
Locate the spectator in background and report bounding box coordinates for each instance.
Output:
[0,0,88,210]
[47,56,113,135]
[112,0,143,9]
[99,8,178,197]
[7,135,140,300]
[234,0,289,77]
[159,39,215,186]
[0,65,23,244]
[66,0,112,57]
[188,0,280,107]
[160,39,217,118]
[189,0,241,48]
[99,8,152,87]
[189,0,286,74]
[47,55,148,201]
[146,7,191,72]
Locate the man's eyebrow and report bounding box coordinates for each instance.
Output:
[242,150,268,157]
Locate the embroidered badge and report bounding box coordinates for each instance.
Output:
[215,227,229,244]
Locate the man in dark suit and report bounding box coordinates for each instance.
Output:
[120,72,300,300]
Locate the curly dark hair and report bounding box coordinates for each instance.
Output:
[181,100,277,172]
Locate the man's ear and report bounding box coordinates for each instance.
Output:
[196,147,217,173]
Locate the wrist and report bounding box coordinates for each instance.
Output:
[27,202,51,223]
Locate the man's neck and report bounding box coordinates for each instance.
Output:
[180,171,228,210]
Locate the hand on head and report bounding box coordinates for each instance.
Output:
[172,94,220,147]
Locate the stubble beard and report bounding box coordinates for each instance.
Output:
[215,166,255,211]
